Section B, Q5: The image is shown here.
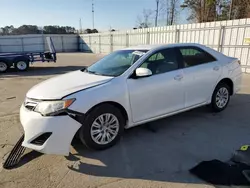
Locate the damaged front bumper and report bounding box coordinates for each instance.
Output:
[20,104,82,156]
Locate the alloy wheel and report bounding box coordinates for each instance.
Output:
[90,113,119,145]
[216,87,229,108]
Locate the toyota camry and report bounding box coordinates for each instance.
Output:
[20,43,242,155]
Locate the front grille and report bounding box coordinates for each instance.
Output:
[30,132,52,145]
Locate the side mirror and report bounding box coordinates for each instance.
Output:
[135,67,152,77]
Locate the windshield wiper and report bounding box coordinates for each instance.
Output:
[84,69,108,76]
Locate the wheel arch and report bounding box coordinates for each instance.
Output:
[13,56,30,63]
[85,101,129,123]
[216,78,234,95]
[0,58,10,63]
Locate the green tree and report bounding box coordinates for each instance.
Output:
[13,25,40,35]
[0,25,76,35]
[43,26,76,34]
[0,25,15,35]
[84,28,99,34]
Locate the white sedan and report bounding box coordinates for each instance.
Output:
[20,43,242,155]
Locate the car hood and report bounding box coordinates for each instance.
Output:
[26,70,113,100]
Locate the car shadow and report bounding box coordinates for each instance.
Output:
[16,150,44,168]
[68,93,250,185]
[0,66,86,78]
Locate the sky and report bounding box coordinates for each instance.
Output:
[0,0,187,31]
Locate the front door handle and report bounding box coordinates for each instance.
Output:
[213,66,220,71]
[174,75,183,81]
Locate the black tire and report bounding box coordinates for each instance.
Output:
[14,60,29,71]
[0,61,10,73]
[211,82,231,112]
[79,104,125,150]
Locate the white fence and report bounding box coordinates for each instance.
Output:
[0,34,78,53]
[79,18,250,73]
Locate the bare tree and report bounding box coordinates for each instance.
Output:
[181,0,219,22]
[230,0,250,20]
[136,9,153,28]
[136,0,180,28]
[159,0,179,25]
[181,0,250,23]
[169,0,179,25]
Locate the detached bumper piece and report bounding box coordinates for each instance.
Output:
[3,134,26,169]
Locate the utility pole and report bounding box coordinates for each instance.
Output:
[229,0,233,20]
[92,0,95,29]
[155,0,159,27]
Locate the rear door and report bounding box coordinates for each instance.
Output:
[176,46,221,108]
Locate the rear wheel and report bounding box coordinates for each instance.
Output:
[14,60,29,71]
[0,61,9,73]
[79,104,125,150]
[211,83,230,112]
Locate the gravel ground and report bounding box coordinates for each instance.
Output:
[0,53,250,188]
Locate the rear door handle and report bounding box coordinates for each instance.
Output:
[213,66,220,71]
[174,75,183,81]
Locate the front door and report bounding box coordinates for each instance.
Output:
[127,48,185,123]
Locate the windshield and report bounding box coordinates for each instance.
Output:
[85,50,148,77]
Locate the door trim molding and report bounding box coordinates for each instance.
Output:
[127,101,208,128]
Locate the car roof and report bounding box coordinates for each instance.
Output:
[121,43,228,60]
[123,43,206,51]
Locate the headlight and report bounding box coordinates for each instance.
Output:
[34,98,75,116]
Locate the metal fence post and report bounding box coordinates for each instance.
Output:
[77,35,81,52]
[99,34,101,53]
[110,34,113,53]
[21,37,24,52]
[146,32,150,44]
[42,35,45,51]
[61,36,65,52]
[126,33,129,47]
[89,35,91,50]
[175,29,180,43]
[217,26,226,52]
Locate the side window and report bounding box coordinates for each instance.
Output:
[140,48,179,75]
[148,52,165,61]
[179,47,216,68]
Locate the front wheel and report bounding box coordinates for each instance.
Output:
[14,60,29,71]
[79,104,125,150]
[211,83,230,112]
